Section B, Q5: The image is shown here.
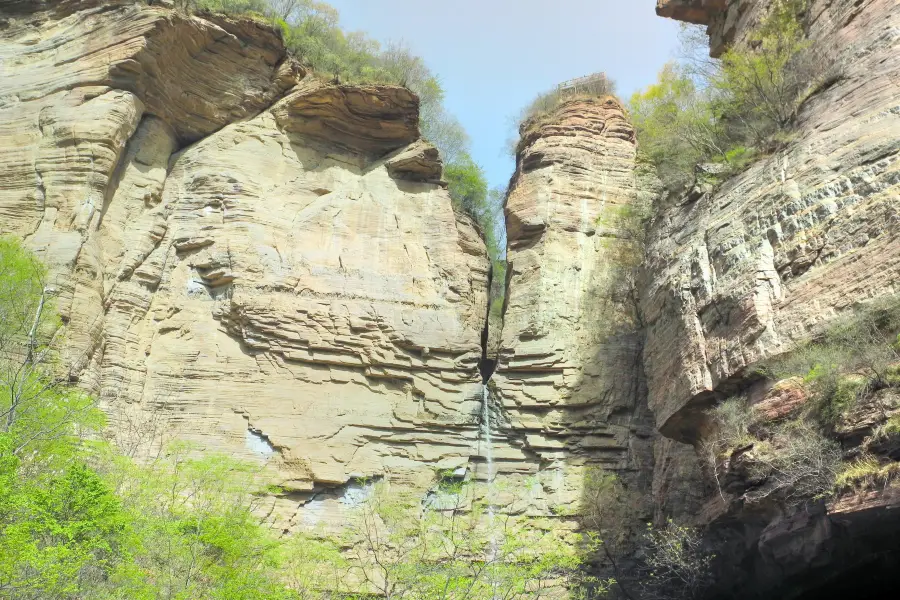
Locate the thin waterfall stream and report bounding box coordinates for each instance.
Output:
[481,379,498,565]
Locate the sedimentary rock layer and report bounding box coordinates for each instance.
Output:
[645,0,900,443]
[493,97,657,511]
[0,0,489,529]
[649,0,900,596]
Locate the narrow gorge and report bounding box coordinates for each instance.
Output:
[1,0,899,598]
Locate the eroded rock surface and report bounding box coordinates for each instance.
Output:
[493,97,657,513]
[649,0,900,596]
[0,0,489,530]
[645,0,900,443]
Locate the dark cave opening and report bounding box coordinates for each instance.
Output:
[790,550,900,600]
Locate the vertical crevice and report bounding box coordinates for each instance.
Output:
[478,260,498,384]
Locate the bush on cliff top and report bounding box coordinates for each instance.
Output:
[629,0,836,191]
[508,72,618,155]
[174,0,494,241]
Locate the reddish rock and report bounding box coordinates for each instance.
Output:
[655,0,727,25]
[753,377,809,422]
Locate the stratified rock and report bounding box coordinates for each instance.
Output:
[0,0,489,531]
[643,0,900,443]
[270,78,419,158]
[648,1,900,596]
[751,377,808,422]
[656,0,727,25]
[385,139,443,183]
[493,96,657,512]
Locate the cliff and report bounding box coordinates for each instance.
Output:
[3,0,900,596]
[493,97,656,512]
[647,0,900,597]
[0,0,489,529]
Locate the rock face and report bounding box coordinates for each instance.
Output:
[648,0,900,596]
[644,0,900,443]
[656,0,727,26]
[0,0,488,529]
[493,97,656,515]
[5,0,900,594]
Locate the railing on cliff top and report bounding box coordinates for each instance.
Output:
[556,73,613,95]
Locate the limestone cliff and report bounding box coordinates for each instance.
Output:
[646,0,900,596]
[4,0,900,596]
[0,0,489,530]
[492,97,656,514]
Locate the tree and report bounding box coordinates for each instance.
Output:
[0,237,122,599]
[338,476,612,600]
[445,154,488,218]
[629,0,835,190]
[579,468,641,599]
[640,521,713,600]
[628,63,727,189]
[99,443,291,600]
[742,419,841,503]
[714,0,826,147]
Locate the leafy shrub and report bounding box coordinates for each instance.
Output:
[629,62,727,190]
[446,154,489,217]
[700,395,842,504]
[335,478,613,600]
[629,0,835,191]
[641,520,713,600]
[714,0,829,147]
[765,295,900,426]
[744,419,842,503]
[700,397,757,499]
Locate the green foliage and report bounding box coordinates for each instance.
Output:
[515,73,617,136]
[629,62,726,189]
[641,520,713,600]
[98,445,291,600]
[446,154,489,217]
[192,0,271,14]
[765,295,900,426]
[714,0,822,146]
[747,419,841,502]
[0,238,122,599]
[701,396,842,504]
[0,459,127,599]
[834,455,900,492]
[629,0,833,190]
[334,480,612,600]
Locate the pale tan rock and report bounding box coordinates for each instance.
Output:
[494,96,657,508]
[0,0,489,532]
[385,139,443,183]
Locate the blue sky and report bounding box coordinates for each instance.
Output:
[327,0,682,190]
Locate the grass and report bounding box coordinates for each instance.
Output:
[835,456,900,491]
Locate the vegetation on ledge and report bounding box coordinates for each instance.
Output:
[698,294,900,508]
[629,0,839,191]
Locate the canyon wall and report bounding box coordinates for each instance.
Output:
[649,0,900,596]
[0,0,489,530]
[3,0,900,596]
[492,97,656,515]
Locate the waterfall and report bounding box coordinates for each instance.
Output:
[481,381,499,567]
[481,383,494,487]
